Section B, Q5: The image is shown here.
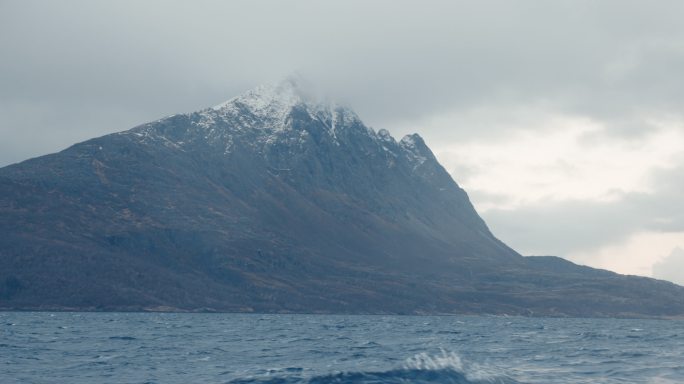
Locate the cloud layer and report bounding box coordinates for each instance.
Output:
[653,248,684,286]
[3,1,684,161]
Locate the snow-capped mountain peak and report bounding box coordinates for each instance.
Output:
[206,76,361,133]
[211,78,305,121]
[129,78,398,159]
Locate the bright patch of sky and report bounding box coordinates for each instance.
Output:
[426,116,684,210]
[570,231,684,278]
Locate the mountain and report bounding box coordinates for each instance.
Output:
[1,78,683,317]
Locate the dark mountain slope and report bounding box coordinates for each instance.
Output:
[1,79,683,317]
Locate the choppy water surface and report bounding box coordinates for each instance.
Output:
[1,313,683,383]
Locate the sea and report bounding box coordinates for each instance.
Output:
[1,312,683,384]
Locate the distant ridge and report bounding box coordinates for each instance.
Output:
[1,78,683,317]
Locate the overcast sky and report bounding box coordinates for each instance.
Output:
[2,1,683,284]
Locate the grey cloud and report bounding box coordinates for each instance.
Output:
[482,196,640,256]
[481,163,684,257]
[653,247,684,286]
[449,165,478,184]
[465,189,514,207]
[3,1,684,165]
[0,100,159,166]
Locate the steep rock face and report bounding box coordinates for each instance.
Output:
[1,79,683,317]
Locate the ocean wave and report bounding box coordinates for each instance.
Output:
[229,351,519,384]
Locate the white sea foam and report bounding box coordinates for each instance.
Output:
[404,349,513,383]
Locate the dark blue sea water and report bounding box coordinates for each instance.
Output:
[1,313,683,383]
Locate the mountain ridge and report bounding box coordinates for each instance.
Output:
[1,79,683,318]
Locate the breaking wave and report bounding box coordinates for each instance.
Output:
[229,351,520,384]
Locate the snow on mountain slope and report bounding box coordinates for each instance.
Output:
[120,77,427,168]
